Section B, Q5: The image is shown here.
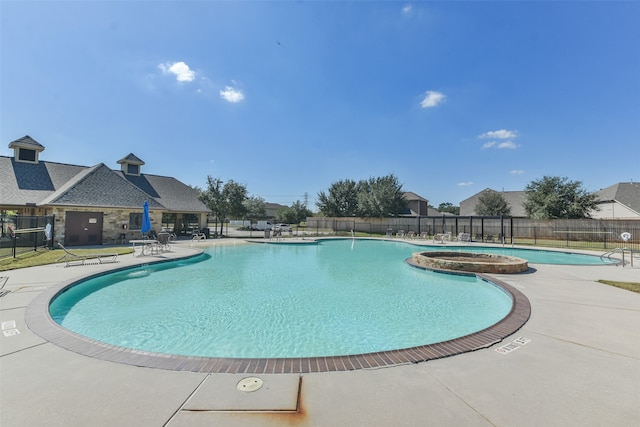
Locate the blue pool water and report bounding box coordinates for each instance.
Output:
[49,240,610,358]
[50,240,517,358]
[426,245,614,265]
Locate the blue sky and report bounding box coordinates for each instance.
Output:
[2,1,638,209]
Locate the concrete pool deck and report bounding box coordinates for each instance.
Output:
[1,239,639,426]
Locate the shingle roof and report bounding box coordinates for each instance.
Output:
[403,191,427,202]
[122,173,207,212]
[595,182,640,213]
[117,153,145,165]
[8,135,45,150]
[40,163,164,208]
[0,155,208,213]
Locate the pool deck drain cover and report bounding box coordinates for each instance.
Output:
[183,374,301,411]
[237,377,263,392]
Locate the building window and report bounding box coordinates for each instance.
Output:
[129,213,142,230]
[18,149,37,162]
[127,164,140,175]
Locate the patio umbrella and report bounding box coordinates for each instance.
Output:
[141,200,152,237]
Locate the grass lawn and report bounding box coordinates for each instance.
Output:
[597,280,640,294]
[0,247,133,271]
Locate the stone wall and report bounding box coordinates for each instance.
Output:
[50,206,162,245]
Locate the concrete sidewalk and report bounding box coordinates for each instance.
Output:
[1,241,639,426]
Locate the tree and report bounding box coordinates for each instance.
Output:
[276,201,313,225]
[316,179,359,217]
[199,176,248,236]
[475,190,511,216]
[523,176,599,219]
[244,196,267,220]
[223,180,248,225]
[356,174,407,217]
[438,202,460,215]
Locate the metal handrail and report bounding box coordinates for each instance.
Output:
[601,247,634,267]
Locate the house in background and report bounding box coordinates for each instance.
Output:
[459,189,527,217]
[402,191,447,216]
[265,202,288,219]
[592,182,640,219]
[460,184,640,220]
[0,135,210,246]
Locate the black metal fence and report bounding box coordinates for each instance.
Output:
[307,216,640,251]
[0,215,55,259]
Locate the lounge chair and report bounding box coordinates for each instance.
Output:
[192,231,206,240]
[396,230,405,238]
[456,232,471,243]
[405,231,416,239]
[57,243,118,267]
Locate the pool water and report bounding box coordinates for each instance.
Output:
[431,245,614,265]
[50,240,514,358]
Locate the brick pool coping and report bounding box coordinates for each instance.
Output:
[25,254,531,374]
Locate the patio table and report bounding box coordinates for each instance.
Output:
[129,239,159,257]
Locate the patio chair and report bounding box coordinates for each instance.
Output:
[396,230,405,238]
[57,243,118,267]
[157,232,171,251]
[405,231,416,239]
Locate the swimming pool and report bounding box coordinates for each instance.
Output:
[50,240,516,359]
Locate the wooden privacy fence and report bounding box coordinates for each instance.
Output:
[306,216,640,251]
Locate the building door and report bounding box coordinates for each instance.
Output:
[65,211,103,246]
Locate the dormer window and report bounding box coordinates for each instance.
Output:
[117,153,145,176]
[127,164,140,175]
[9,135,45,164]
[18,148,37,162]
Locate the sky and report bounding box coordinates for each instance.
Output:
[1,1,639,210]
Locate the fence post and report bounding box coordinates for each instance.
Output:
[510,217,514,245]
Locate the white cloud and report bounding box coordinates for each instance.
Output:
[159,61,196,82]
[510,169,525,175]
[497,141,518,149]
[482,140,518,149]
[482,141,496,149]
[457,181,474,187]
[479,129,517,139]
[420,91,446,108]
[220,86,245,103]
[402,4,413,15]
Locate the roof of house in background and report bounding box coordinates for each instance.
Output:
[460,188,527,217]
[595,182,640,214]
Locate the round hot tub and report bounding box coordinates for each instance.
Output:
[412,251,528,274]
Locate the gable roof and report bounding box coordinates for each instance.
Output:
[39,163,164,208]
[8,135,45,151]
[460,188,527,217]
[403,191,427,202]
[0,155,208,213]
[595,182,640,213]
[117,153,145,165]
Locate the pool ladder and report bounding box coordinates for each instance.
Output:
[601,248,635,267]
